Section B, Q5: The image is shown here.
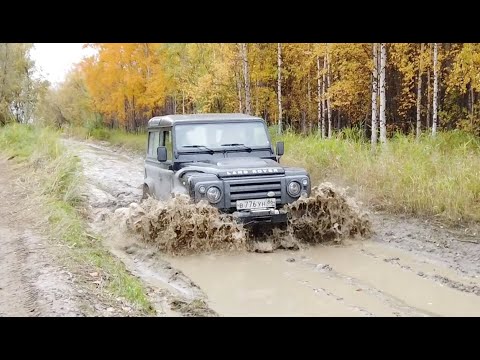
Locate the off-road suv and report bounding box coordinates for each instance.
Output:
[143,113,311,225]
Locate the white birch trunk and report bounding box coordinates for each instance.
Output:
[236,70,243,113]
[470,85,474,115]
[277,43,283,135]
[317,56,322,136]
[432,43,438,137]
[416,43,423,140]
[371,43,378,148]
[182,90,185,114]
[427,66,431,130]
[379,43,387,145]
[326,48,332,138]
[240,43,252,115]
[322,53,327,138]
[307,73,311,134]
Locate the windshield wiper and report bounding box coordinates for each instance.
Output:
[220,143,252,152]
[180,145,215,154]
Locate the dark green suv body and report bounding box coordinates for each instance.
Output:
[143,113,311,225]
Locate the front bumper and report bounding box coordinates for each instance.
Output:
[232,209,288,226]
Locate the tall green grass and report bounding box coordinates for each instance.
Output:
[0,123,153,313]
[273,129,480,223]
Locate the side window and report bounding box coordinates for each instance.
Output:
[148,131,159,158]
[160,130,173,161]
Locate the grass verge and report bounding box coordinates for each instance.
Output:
[0,123,154,314]
[272,129,480,224]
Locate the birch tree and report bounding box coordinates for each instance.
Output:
[371,43,378,148]
[240,43,251,115]
[432,43,438,136]
[379,43,387,144]
[322,53,327,138]
[317,56,322,136]
[326,47,332,138]
[277,43,283,135]
[235,70,243,113]
[427,64,431,129]
[416,43,424,139]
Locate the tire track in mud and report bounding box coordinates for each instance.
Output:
[0,228,37,316]
[359,247,480,297]
[294,258,434,317]
[300,243,480,316]
[0,158,83,317]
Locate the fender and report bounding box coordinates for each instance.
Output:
[174,166,214,180]
[143,178,156,198]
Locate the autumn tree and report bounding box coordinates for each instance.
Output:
[446,43,480,134]
[379,43,387,144]
[0,43,43,125]
[52,42,480,138]
[36,66,95,128]
[432,43,439,136]
[277,43,283,135]
[371,43,378,148]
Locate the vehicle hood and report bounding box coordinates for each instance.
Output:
[178,157,285,178]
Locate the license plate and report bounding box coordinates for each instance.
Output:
[236,198,276,210]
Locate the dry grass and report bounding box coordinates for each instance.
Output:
[273,129,480,224]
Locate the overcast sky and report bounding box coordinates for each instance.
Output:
[30,43,96,85]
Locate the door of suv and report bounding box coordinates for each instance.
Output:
[144,127,174,200]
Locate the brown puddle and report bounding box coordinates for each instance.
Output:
[166,241,480,317]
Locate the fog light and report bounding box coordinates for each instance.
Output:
[199,185,206,194]
[301,191,308,198]
[302,179,308,187]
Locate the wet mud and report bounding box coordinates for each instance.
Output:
[69,139,480,317]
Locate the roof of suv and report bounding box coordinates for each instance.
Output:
[147,113,264,128]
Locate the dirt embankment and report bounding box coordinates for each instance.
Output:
[69,138,480,317]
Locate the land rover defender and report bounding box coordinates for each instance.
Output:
[143,113,311,225]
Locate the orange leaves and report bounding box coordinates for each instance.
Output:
[81,43,169,128]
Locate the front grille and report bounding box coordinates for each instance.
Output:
[227,179,282,208]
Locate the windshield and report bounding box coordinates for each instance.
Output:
[175,122,271,149]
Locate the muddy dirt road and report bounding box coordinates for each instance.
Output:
[70,139,480,317]
[0,159,84,316]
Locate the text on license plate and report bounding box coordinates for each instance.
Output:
[236,198,276,210]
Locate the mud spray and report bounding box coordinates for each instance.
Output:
[115,183,371,255]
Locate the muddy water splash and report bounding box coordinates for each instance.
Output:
[124,195,247,255]
[286,183,371,243]
[119,183,371,255]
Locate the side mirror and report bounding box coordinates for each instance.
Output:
[276,141,284,156]
[157,146,167,162]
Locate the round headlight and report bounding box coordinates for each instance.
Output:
[199,185,206,194]
[302,178,308,187]
[287,181,301,197]
[206,186,222,203]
